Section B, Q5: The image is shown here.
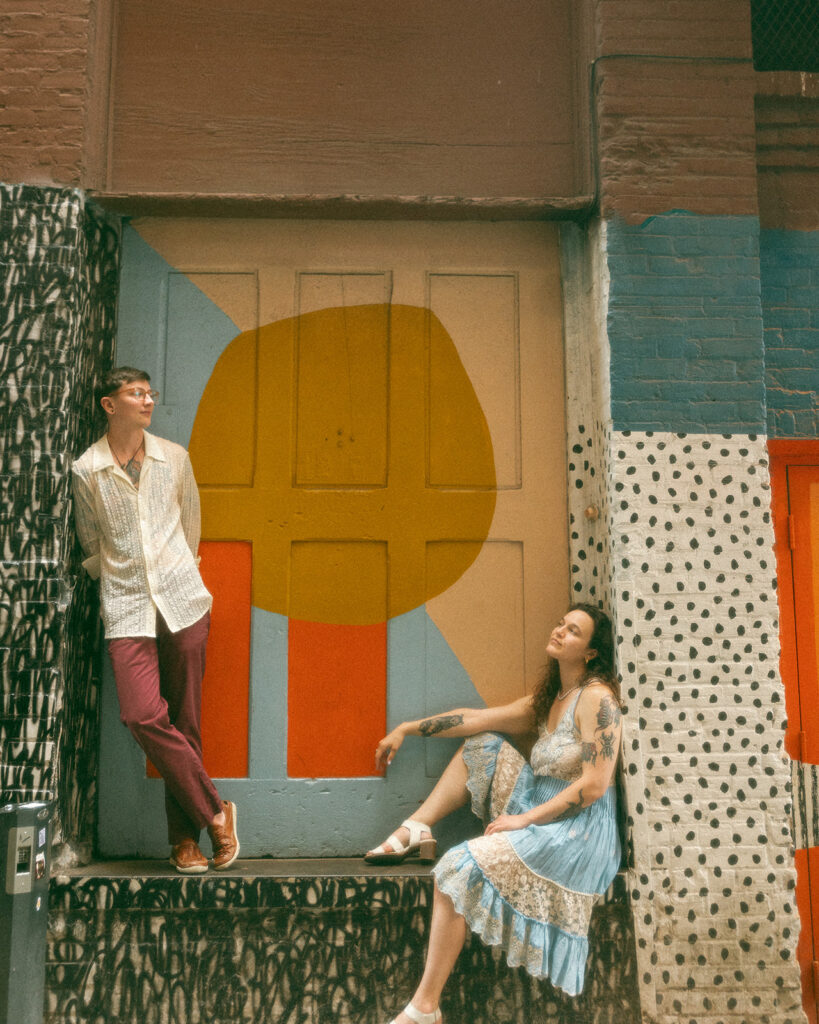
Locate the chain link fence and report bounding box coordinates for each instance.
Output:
[751,0,819,72]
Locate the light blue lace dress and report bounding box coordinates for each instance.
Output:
[432,688,620,996]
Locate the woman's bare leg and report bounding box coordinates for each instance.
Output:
[415,745,470,826]
[370,746,470,854]
[392,884,467,1022]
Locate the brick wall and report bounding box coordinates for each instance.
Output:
[0,1,94,187]
[0,185,119,857]
[606,214,765,432]
[761,229,819,438]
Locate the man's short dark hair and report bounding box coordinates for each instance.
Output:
[96,367,151,407]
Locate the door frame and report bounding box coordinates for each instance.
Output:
[769,439,819,761]
[769,437,819,1024]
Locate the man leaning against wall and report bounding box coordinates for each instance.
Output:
[71,366,240,874]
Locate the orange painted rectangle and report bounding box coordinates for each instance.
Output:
[148,540,251,779]
[771,441,819,1023]
[795,848,819,1024]
[768,441,819,763]
[287,620,386,778]
[790,466,819,764]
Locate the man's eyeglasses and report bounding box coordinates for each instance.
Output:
[115,388,160,401]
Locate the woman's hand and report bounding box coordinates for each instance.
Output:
[484,813,531,836]
[375,726,406,770]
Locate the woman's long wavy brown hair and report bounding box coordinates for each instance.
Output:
[531,603,620,726]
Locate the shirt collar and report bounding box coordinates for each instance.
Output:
[90,431,166,473]
[142,432,166,463]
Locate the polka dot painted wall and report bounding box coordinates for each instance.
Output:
[560,220,806,1023]
[608,431,800,1022]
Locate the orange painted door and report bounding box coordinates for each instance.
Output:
[99,221,569,857]
[771,444,819,1024]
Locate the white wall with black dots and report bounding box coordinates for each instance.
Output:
[560,219,806,1024]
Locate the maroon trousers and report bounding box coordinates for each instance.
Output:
[107,611,222,845]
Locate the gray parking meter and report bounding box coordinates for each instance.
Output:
[0,800,52,1024]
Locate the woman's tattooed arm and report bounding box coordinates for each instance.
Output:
[554,789,585,821]
[418,713,465,737]
[596,694,622,732]
[580,741,598,766]
[594,694,622,761]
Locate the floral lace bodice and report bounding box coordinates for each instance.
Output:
[529,689,584,782]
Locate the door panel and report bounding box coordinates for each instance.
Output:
[428,273,520,489]
[99,221,568,856]
[295,276,390,487]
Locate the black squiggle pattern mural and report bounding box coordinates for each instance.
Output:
[0,184,119,855]
[46,871,639,1024]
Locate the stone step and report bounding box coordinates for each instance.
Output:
[46,861,639,1024]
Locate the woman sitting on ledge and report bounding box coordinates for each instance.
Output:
[364,602,623,1024]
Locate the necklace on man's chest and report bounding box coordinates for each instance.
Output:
[112,438,144,487]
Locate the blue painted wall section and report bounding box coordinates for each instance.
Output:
[606,213,766,434]
[760,228,819,439]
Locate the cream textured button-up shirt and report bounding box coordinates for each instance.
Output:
[71,432,213,639]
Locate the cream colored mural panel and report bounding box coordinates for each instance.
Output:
[426,540,526,708]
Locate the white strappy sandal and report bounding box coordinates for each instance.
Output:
[387,1001,442,1024]
[364,818,437,865]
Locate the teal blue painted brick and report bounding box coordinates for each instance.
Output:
[670,235,749,256]
[774,391,815,409]
[701,380,761,401]
[612,379,663,401]
[643,255,759,278]
[765,347,815,368]
[765,307,812,329]
[684,360,740,381]
[694,338,759,360]
[634,357,689,377]
[608,254,650,274]
[607,214,765,433]
[760,266,811,288]
[761,228,819,439]
[761,286,788,305]
[612,273,756,299]
[786,328,819,350]
[769,367,818,390]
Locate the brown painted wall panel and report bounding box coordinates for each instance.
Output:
[594,59,759,221]
[594,0,752,60]
[756,90,819,230]
[107,0,584,199]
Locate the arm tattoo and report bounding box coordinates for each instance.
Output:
[596,696,622,733]
[554,789,585,821]
[598,730,616,761]
[418,713,464,737]
[580,741,597,766]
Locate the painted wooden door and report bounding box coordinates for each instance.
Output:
[770,443,819,1024]
[98,220,568,857]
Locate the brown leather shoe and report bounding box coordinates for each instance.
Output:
[169,839,208,874]
[208,800,240,870]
